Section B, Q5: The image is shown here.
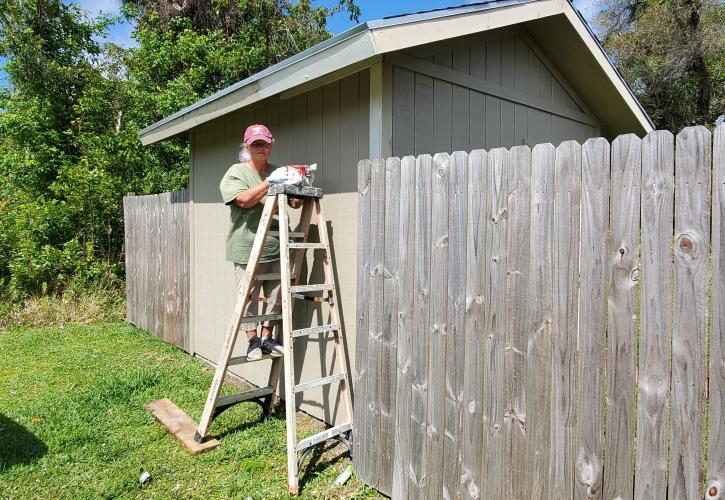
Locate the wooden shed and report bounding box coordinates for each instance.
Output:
[139,0,653,425]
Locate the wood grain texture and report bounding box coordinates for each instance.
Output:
[481,147,509,499]
[379,156,401,495]
[460,149,487,500]
[604,134,641,500]
[550,140,581,499]
[636,130,674,500]
[365,158,386,490]
[669,126,711,500]
[426,152,449,499]
[410,154,433,497]
[575,138,609,499]
[503,145,531,498]
[392,156,416,499]
[353,159,372,480]
[442,151,467,499]
[523,143,555,500]
[708,124,725,500]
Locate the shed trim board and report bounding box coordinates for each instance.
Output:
[139,0,653,146]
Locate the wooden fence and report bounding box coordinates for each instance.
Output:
[124,190,190,352]
[354,125,725,500]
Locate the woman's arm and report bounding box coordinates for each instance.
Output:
[234,179,270,208]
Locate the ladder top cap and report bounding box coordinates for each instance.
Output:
[268,185,323,198]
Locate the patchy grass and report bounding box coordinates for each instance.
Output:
[0,322,378,498]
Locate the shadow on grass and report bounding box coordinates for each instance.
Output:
[298,440,350,492]
[0,414,48,470]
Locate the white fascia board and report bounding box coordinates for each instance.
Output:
[561,1,653,132]
[370,0,563,53]
[139,29,376,145]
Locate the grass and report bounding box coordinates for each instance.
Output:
[0,322,378,499]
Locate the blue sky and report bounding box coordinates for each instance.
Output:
[1,0,600,86]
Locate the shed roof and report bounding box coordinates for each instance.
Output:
[139,0,653,145]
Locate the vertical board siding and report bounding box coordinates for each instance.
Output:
[355,125,723,499]
[670,126,711,500]
[124,190,190,351]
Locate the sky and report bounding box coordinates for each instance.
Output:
[0,0,600,86]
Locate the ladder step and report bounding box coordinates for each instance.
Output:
[214,386,274,408]
[268,231,305,239]
[290,284,333,293]
[292,324,340,338]
[240,313,282,323]
[296,423,352,452]
[293,373,346,393]
[229,353,282,365]
[288,243,327,250]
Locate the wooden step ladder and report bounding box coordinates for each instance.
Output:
[148,184,353,495]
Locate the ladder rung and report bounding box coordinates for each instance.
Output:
[215,386,274,408]
[241,313,282,323]
[296,423,352,452]
[294,373,346,393]
[256,273,298,281]
[290,284,333,294]
[293,324,340,338]
[268,231,305,238]
[228,353,281,365]
[288,243,327,250]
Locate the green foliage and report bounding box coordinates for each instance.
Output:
[0,0,357,300]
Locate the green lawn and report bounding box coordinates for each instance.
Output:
[0,322,376,499]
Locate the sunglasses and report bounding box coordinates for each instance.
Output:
[249,142,271,149]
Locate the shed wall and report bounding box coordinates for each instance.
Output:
[191,69,369,425]
[389,27,600,156]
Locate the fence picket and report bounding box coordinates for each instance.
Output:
[410,154,433,497]
[669,126,711,500]
[523,143,555,500]
[442,151,468,499]
[636,130,674,500]
[392,156,416,499]
[481,147,509,499]
[550,140,581,498]
[575,137,609,499]
[503,145,532,498]
[353,159,372,482]
[460,149,487,500]
[708,124,725,500]
[426,152,450,498]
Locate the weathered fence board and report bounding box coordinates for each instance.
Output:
[124,190,190,351]
[355,124,724,499]
[604,133,641,500]
[636,129,674,500]
[670,126,711,500]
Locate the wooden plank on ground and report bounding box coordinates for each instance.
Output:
[365,158,386,491]
[574,137,609,499]
[503,145,531,498]
[353,159,372,480]
[410,154,433,497]
[442,150,467,499]
[669,125,711,500]
[636,130,674,500]
[523,143,555,500]
[145,399,219,455]
[392,155,416,499]
[481,147,509,499]
[708,124,725,500]
[379,156,401,495]
[426,152,449,499]
[460,148,487,500]
[550,140,581,499]
[604,133,641,500]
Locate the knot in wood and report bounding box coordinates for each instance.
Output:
[618,247,626,257]
[708,485,718,497]
[680,238,693,253]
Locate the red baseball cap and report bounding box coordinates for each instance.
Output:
[244,124,273,144]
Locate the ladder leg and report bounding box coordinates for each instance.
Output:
[196,195,278,440]
[314,198,354,426]
[278,195,300,494]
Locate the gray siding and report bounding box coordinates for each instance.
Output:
[190,70,369,425]
[390,27,600,156]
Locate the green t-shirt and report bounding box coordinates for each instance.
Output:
[219,162,280,265]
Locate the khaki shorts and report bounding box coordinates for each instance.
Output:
[234,261,282,332]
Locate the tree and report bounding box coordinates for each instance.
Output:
[596,0,724,131]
